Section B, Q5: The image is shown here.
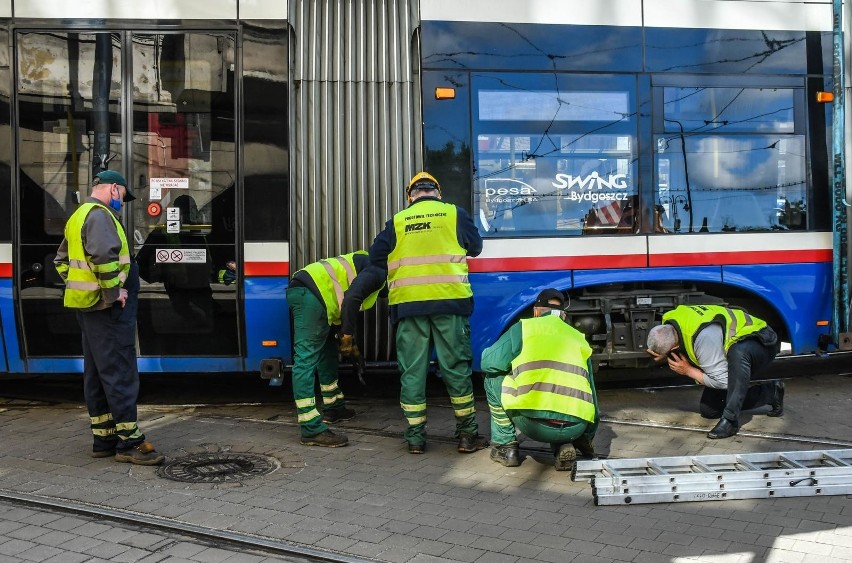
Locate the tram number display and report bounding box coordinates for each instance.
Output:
[154,248,207,264]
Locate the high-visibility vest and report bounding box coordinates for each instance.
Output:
[57,203,131,309]
[387,200,472,306]
[663,304,768,366]
[501,315,596,423]
[299,251,381,325]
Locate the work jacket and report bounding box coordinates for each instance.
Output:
[57,202,131,309]
[299,251,381,325]
[663,304,768,366]
[387,200,472,306]
[501,315,596,423]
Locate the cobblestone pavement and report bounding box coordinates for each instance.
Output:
[0,373,850,562]
[0,499,311,563]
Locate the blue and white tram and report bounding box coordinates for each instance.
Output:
[0,0,847,375]
[419,0,844,368]
[0,1,292,374]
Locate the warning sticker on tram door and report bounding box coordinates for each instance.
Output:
[154,249,207,264]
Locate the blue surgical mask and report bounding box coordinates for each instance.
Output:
[108,187,122,211]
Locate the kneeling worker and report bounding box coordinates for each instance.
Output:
[481,289,598,471]
[287,250,385,447]
[646,304,784,439]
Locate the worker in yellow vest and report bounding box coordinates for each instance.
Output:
[481,289,599,472]
[369,172,486,454]
[54,170,164,465]
[286,251,385,447]
[646,304,784,439]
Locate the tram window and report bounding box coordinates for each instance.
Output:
[472,73,637,237]
[654,85,807,233]
[646,28,830,76]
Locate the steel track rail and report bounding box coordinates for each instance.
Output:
[0,490,374,563]
[197,410,852,451]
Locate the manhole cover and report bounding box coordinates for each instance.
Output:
[158,452,280,483]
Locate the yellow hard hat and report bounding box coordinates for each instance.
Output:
[406,171,441,196]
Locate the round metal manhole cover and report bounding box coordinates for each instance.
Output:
[157,452,281,483]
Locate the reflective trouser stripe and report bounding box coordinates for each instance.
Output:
[295,397,315,409]
[489,404,513,428]
[320,381,343,407]
[115,421,143,441]
[298,408,322,423]
[90,413,113,425]
[450,393,475,419]
[401,402,426,426]
[90,413,116,437]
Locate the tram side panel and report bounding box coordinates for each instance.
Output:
[420,1,837,369]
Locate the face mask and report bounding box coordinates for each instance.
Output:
[109,187,122,211]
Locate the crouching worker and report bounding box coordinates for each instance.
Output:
[481,289,599,472]
[287,250,385,447]
[646,304,784,440]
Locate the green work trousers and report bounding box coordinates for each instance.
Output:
[286,286,346,437]
[484,374,590,446]
[396,314,478,446]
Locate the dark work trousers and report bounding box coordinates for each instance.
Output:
[77,262,145,453]
[700,337,779,423]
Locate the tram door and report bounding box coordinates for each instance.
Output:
[15,31,240,362]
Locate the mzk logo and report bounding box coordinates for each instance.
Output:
[405,221,432,232]
[553,172,630,203]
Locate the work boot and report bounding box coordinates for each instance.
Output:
[707,417,739,439]
[91,440,118,458]
[767,380,785,417]
[572,435,596,458]
[554,443,576,472]
[490,443,520,467]
[114,441,165,466]
[300,429,348,447]
[322,406,356,424]
[457,433,488,453]
[408,443,426,454]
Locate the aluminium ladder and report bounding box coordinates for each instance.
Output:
[572,449,852,505]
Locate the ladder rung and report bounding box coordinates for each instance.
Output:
[576,449,852,504]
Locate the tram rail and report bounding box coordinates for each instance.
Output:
[0,490,372,563]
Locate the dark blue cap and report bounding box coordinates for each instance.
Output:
[95,170,135,201]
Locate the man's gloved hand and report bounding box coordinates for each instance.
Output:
[339,334,360,359]
[217,268,237,285]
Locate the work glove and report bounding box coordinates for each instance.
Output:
[338,334,360,359]
[217,268,237,285]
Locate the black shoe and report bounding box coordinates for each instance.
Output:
[490,443,520,467]
[554,443,576,471]
[300,429,348,447]
[572,436,596,458]
[767,381,785,417]
[457,433,488,453]
[707,418,739,439]
[408,443,425,454]
[322,407,356,424]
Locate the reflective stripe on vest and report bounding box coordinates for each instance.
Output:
[387,200,471,305]
[662,304,768,366]
[298,251,381,325]
[62,202,131,309]
[501,316,596,423]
